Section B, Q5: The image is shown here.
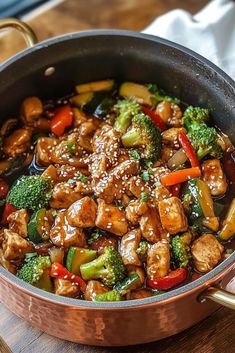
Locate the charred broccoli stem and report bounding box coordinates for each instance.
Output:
[7,175,52,211]
[183,106,222,159]
[80,246,126,286]
[121,113,162,161]
[114,99,141,133]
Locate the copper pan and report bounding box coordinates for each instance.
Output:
[0,19,234,346]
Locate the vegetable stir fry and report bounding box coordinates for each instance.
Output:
[0,79,234,301]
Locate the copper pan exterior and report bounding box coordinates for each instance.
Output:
[0,25,234,346]
[0,260,234,346]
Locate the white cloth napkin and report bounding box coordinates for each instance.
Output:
[143,0,235,80]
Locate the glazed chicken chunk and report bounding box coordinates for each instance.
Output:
[94,159,139,203]
[140,207,164,243]
[120,229,142,266]
[191,233,224,273]
[95,199,128,236]
[50,212,85,248]
[54,278,80,298]
[158,197,188,234]
[7,209,29,238]
[125,200,148,225]
[84,280,109,301]
[147,241,170,278]
[2,229,33,260]
[67,197,97,228]
[202,159,228,196]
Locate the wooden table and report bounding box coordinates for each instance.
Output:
[0,0,234,352]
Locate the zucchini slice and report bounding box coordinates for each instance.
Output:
[28,208,47,243]
[75,80,114,94]
[66,247,97,275]
[119,82,153,106]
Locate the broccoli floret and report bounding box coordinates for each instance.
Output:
[114,99,141,133]
[147,83,180,105]
[183,106,209,128]
[7,175,52,211]
[183,106,222,159]
[95,290,122,302]
[17,255,51,284]
[171,233,192,268]
[136,240,149,262]
[80,246,126,286]
[121,113,162,161]
[188,124,222,159]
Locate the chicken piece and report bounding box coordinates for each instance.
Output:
[80,118,100,136]
[50,212,85,248]
[147,241,170,278]
[158,197,188,234]
[191,233,224,273]
[156,101,182,127]
[140,207,165,243]
[125,200,148,224]
[21,96,43,125]
[50,134,86,167]
[7,209,29,238]
[49,181,83,209]
[127,176,149,198]
[33,117,50,133]
[3,128,32,157]
[2,229,33,260]
[77,135,93,153]
[161,146,175,162]
[120,229,142,266]
[54,278,80,298]
[128,289,153,300]
[162,127,186,146]
[84,280,109,301]
[89,153,110,183]
[0,249,17,274]
[41,165,58,183]
[36,137,58,166]
[152,166,170,180]
[95,199,128,236]
[94,159,139,203]
[56,164,90,182]
[202,159,228,196]
[153,184,171,203]
[92,124,120,160]
[67,197,97,228]
[90,236,118,255]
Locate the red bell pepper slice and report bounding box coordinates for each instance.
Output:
[147,268,188,290]
[160,166,201,186]
[178,131,200,168]
[0,179,9,199]
[50,262,87,292]
[141,106,167,131]
[170,183,181,197]
[50,105,73,136]
[1,203,17,225]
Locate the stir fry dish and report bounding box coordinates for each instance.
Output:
[0,80,234,301]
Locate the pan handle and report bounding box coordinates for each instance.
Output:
[198,267,235,309]
[0,18,38,48]
[199,286,235,310]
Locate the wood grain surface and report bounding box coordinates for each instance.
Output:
[0,0,234,352]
